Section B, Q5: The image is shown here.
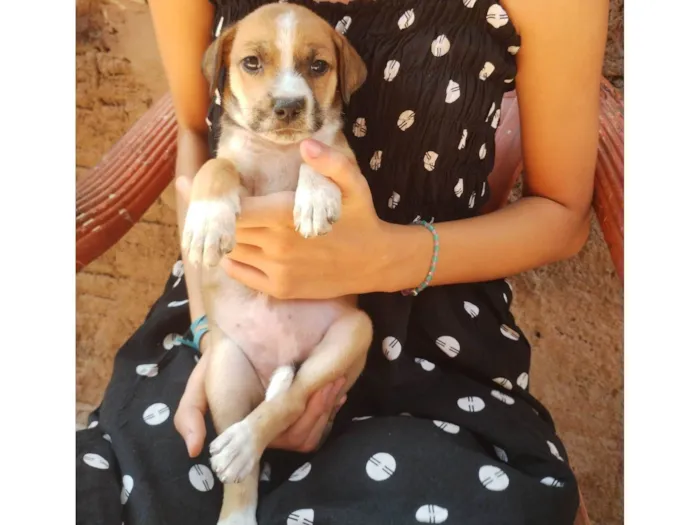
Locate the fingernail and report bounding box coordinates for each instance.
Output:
[185,431,196,456]
[336,394,347,407]
[302,139,323,158]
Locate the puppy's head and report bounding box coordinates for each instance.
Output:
[203,4,367,145]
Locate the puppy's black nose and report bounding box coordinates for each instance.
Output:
[273,97,305,122]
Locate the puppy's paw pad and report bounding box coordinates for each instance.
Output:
[293,183,342,238]
[182,196,241,267]
[209,420,257,483]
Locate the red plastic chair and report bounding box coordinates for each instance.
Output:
[76,78,624,524]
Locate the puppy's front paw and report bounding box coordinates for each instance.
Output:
[210,420,259,484]
[182,194,241,268]
[293,173,342,238]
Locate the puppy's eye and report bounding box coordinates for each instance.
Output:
[241,56,262,73]
[310,60,329,75]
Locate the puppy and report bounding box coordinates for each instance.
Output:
[181,4,372,525]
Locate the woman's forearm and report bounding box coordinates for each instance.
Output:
[373,195,591,293]
[175,127,211,326]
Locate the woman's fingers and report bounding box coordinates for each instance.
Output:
[174,355,209,458]
[269,384,333,450]
[219,258,271,293]
[227,242,265,267]
[300,139,368,199]
[299,409,333,453]
[269,378,345,451]
[299,391,348,452]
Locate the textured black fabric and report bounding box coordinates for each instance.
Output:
[76,1,580,524]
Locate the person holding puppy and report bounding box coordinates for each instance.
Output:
[76,0,608,524]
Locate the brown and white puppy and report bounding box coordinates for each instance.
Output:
[181,4,371,525]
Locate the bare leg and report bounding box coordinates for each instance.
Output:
[208,309,372,483]
[206,327,265,525]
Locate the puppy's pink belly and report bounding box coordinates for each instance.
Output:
[213,294,345,381]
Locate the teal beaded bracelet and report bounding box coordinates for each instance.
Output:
[401,220,439,297]
[175,315,209,351]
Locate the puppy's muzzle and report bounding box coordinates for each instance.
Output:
[273,97,306,124]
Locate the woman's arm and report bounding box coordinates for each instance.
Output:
[378,0,610,292]
[149,0,214,327]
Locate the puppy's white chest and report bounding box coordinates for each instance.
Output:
[219,129,301,195]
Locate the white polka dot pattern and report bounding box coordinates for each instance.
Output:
[382,336,402,360]
[287,508,315,525]
[398,9,416,30]
[163,333,182,350]
[335,16,351,35]
[416,504,449,523]
[289,462,312,481]
[486,4,509,29]
[458,396,485,413]
[494,445,509,463]
[366,452,396,481]
[464,301,480,318]
[384,60,400,81]
[83,453,109,470]
[121,475,134,504]
[142,403,170,426]
[431,35,451,57]
[454,178,464,197]
[189,464,215,492]
[491,390,515,405]
[436,335,460,357]
[415,358,436,371]
[541,477,565,488]
[492,377,513,390]
[445,80,461,103]
[433,420,460,434]
[397,110,416,131]
[136,364,158,378]
[479,465,509,491]
[517,372,529,389]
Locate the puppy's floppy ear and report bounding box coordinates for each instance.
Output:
[202,23,238,96]
[332,32,367,105]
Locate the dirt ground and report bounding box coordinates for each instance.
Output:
[75,1,624,524]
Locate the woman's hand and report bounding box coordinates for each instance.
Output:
[220,139,392,299]
[269,378,347,453]
[174,333,348,457]
[173,334,212,458]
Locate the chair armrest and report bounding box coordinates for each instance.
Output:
[76,94,178,271]
[593,78,624,283]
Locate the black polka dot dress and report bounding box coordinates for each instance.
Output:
[76,1,581,524]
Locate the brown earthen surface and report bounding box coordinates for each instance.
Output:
[75,1,624,523]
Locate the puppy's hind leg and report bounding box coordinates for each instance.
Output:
[235,309,372,457]
[206,328,264,525]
